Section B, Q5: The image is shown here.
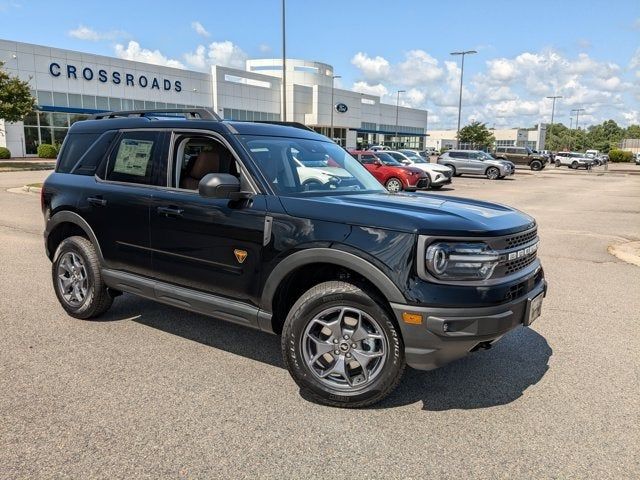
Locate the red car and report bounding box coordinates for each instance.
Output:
[349,150,429,192]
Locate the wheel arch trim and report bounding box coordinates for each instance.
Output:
[260,248,406,311]
[46,211,104,263]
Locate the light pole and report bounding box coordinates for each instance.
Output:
[450,50,477,145]
[395,89,405,149]
[546,95,562,132]
[330,74,341,143]
[571,108,585,130]
[569,116,573,130]
[281,0,287,121]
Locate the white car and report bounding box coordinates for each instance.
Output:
[293,158,353,188]
[388,150,453,189]
[369,145,390,151]
[554,152,595,169]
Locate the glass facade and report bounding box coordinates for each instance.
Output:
[311,127,347,146]
[222,108,281,122]
[21,89,205,155]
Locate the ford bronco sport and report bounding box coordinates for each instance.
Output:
[42,108,546,408]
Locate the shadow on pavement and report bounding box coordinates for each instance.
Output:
[377,326,551,411]
[104,295,551,411]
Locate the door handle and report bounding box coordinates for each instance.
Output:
[157,206,184,217]
[87,196,107,207]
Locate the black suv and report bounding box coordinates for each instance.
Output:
[42,108,546,408]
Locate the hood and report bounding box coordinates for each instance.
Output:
[420,163,451,173]
[278,192,535,237]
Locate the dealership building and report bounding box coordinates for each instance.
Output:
[426,124,548,152]
[0,39,431,156]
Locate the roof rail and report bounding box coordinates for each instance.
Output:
[253,121,315,132]
[89,108,221,121]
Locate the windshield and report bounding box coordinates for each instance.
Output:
[239,136,385,196]
[401,150,426,162]
[477,151,496,160]
[374,152,403,166]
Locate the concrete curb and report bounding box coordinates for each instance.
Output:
[22,185,42,194]
[608,241,640,268]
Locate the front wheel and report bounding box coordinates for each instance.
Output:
[385,177,403,192]
[555,160,561,167]
[486,167,500,180]
[52,236,113,319]
[282,281,405,408]
[530,160,543,171]
[571,161,578,169]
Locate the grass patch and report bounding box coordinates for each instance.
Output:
[26,182,43,188]
[0,162,55,172]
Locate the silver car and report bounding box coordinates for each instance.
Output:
[437,150,515,179]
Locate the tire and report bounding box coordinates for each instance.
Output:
[445,164,459,176]
[571,161,578,169]
[430,184,443,189]
[385,177,403,193]
[530,160,543,171]
[485,167,500,180]
[555,160,561,167]
[281,281,405,408]
[52,236,113,319]
[422,174,431,190]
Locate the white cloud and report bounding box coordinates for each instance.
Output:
[351,52,391,82]
[115,41,185,69]
[259,44,271,53]
[69,25,126,41]
[352,81,389,98]
[630,47,640,69]
[623,110,640,124]
[184,41,248,70]
[191,21,210,37]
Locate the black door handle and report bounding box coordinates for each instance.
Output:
[87,196,107,207]
[157,206,184,217]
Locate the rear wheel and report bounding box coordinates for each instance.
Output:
[385,177,403,192]
[485,167,500,180]
[52,236,113,319]
[282,281,405,408]
[571,161,578,169]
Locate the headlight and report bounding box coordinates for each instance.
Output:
[425,242,500,280]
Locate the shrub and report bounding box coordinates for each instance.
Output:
[0,147,10,159]
[37,143,57,159]
[608,149,634,163]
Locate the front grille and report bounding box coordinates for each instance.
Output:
[505,228,537,249]
[505,253,537,275]
[443,170,453,179]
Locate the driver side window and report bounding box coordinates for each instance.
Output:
[173,135,239,190]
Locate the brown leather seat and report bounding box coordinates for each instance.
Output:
[181,150,220,189]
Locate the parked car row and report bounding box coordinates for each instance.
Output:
[348,149,453,192]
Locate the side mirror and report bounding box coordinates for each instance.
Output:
[401,159,411,165]
[198,173,240,199]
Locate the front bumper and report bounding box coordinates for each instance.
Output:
[391,278,547,370]
[431,173,453,186]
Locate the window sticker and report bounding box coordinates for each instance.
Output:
[113,139,153,176]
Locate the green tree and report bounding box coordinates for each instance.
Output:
[0,61,36,123]
[458,121,495,149]
[624,124,640,138]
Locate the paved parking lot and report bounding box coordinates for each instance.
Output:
[1,166,639,478]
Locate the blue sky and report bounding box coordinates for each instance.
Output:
[1,0,639,128]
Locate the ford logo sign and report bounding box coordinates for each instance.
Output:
[335,103,348,113]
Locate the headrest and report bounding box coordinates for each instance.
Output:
[190,150,220,179]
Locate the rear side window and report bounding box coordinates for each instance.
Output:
[105,131,163,186]
[56,133,100,173]
[71,131,118,176]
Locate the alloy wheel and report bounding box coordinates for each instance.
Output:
[57,251,89,306]
[301,306,387,391]
[386,178,402,192]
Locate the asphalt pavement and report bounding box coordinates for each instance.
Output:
[0,166,638,479]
